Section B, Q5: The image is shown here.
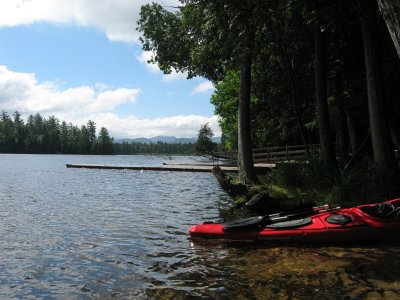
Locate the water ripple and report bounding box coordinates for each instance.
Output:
[1,154,400,299]
[0,154,228,299]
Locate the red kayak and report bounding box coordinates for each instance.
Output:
[189,198,400,244]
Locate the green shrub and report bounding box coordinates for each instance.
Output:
[302,155,332,188]
[274,162,305,187]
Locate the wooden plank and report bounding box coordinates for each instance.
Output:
[253,150,306,158]
[66,163,224,172]
[66,163,275,173]
[214,144,321,163]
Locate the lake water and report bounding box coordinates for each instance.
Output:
[0,154,399,299]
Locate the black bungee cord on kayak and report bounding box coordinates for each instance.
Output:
[384,207,400,219]
[373,202,400,219]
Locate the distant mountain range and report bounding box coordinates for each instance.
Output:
[114,136,221,144]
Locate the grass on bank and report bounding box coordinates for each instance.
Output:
[235,155,400,210]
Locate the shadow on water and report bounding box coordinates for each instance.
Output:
[190,193,400,299]
[150,240,400,300]
[153,193,400,300]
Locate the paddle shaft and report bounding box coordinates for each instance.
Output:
[265,204,330,219]
[221,205,338,230]
[263,206,340,225]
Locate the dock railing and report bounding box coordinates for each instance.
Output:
[213,144,320,164]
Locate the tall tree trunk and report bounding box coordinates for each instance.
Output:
[336,107,348,162]
[314,23,337,170]
[282,41,309,152]
[275,16,309,152]
[387,106,400,150]
[377,0,400,59]
[238,43,259,184]
[360,0,397,171]
[345,110,362,156]
[334,74,349,162]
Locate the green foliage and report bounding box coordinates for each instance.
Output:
[261,184,295,201]
[273,163,306,187]
[265,184,319,211]
[233,195,247,207]
[302,155,331,188]
[151,0,317,149]
[328,160,400,205]
[210,70,239,150]
[137,3,195,77]
[97,127,114,155]
[0,110,114,155]
[269,153,400,207]
[137,2,228,81]
[195,123,216,154]
[137,0,400,184]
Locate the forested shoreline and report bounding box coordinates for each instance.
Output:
[113,141,196,155]
[0,110,203,155]
[0,111,114,155]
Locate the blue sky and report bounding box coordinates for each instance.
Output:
[0,0,219,138]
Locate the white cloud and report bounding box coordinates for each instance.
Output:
[0,65,137,120]
[136,50,189,82]
[0,0,181,42]
[0,66,139,115]
[94,113,221,138]
[0,65,220,138]
[162,71,188,82]
[2,0,191,81]
[191,81,214,95]
[91,88,138,112]
[136,51,160,73]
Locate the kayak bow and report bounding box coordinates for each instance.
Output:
[189,198,400,244]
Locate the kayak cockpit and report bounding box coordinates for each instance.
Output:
[357,200,400,220]
[189,198,400,243]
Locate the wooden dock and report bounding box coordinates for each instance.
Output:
[213,144,320,163]
[65,163,274,173]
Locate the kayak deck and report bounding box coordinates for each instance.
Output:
[189,198,400,243]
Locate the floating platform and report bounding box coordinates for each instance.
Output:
[65,163,274,173]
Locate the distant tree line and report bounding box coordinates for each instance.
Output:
[0,110,214,155]
[0,110,114,154]
[113,141,196,155]
[113,124,221,155]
